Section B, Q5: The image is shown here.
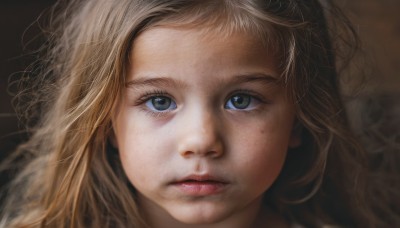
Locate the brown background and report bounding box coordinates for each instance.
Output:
[344,0,400,93]
[1,1,399,188]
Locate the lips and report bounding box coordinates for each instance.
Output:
[170,174,228,196]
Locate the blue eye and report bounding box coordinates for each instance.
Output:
[145,96,177,111]
[225,94,253,110]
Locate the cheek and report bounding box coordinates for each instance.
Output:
[119,141,148,188]
[232,124,291,190]
[238,141,287,183]
[117,119,177,188]
[118,129,162,187]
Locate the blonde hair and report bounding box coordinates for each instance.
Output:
[1,0,399,227]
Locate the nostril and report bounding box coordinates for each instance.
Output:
[180,150,194,158]
[205,150,221,158]
[179,148,223,158]
[177,123,224,158]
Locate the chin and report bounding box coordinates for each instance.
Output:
[169,204,231,225]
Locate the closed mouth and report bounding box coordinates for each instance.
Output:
[172,174,228,184]
[170,174,229,196]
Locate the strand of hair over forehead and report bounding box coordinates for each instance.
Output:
[154,0,305,41]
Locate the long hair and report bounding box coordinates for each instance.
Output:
[1,0,398,227]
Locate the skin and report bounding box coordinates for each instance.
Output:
[112,27,301,228]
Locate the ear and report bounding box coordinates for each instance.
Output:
[289,120,302,148]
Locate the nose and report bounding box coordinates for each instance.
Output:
[177,107,224,159]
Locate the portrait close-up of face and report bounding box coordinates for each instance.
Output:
[111,27,301,226]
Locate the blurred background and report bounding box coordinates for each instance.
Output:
[0,0,399,196]
[0,0,57,202]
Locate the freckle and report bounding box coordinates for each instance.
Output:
[260,129,265,134]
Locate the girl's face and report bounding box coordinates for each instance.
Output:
[112,27,300,226]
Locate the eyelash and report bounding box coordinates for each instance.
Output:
[134,89,170,105]
[134,89,174,118]
[134,88,268,117]
[226,89,267,103]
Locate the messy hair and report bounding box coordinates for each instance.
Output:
[1,0,398,227]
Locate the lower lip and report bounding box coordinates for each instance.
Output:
[172,181,227,196]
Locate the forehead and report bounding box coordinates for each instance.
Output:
[135,27,266,54]
[129,26,279,79]
[127,27,279,93]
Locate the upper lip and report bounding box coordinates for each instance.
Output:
[172,174,229,184]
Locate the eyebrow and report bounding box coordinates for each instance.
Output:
[126,76,187,89]
[229,73,278,85]
[125,72,278,89]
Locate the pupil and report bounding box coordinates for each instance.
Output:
[234,96,243,104]
[152,97,170,110]
[232,95,250,109]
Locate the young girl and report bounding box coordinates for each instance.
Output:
[1,0,399,227]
